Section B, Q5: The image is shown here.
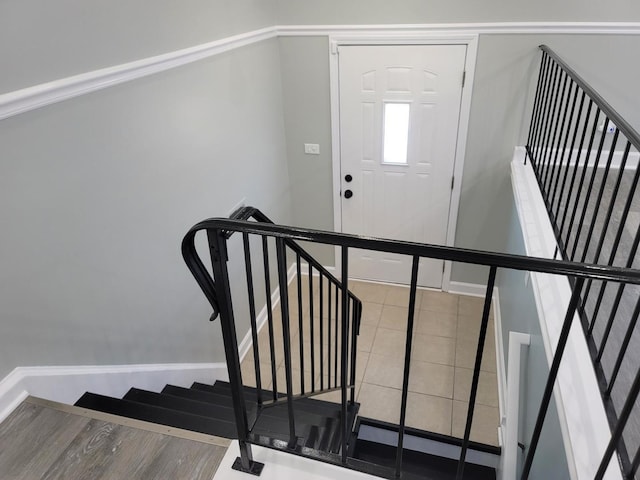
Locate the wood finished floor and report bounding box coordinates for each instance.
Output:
[0,398,229,480]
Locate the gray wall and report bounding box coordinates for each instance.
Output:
[497,188,570,479]
[0,0,277,94]
[275,0,640,24]
[279,36,335,265]
[0,38,291,379]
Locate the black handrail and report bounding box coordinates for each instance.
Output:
[182,206,362,321]
[188,217,640,285]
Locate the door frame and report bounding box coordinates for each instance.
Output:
[328,32,478,292]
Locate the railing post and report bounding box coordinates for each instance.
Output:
[341,246,350,465]
[456,266,497,480]
[208,229,264,475]
[395,256,420,478]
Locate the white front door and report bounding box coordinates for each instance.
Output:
[339,45,466,288]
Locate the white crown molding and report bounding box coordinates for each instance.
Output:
[1,22,640,122]
[277,22,640,37]
[0,26,277,122]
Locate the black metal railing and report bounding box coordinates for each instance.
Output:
[526,45,640,478]
[182,207,362,473]
[183,208,640,479]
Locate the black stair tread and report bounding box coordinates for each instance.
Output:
[75,392,238,438]
[123,388,243,422]
[356,416,501,456]
[352,439,496,480]
[199,381,351,417]
[192,381,280,400]
[158,385,334,434]
[161,385,233,408]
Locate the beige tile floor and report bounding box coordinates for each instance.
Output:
[239,278,500,447]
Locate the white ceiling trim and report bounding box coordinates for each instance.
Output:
[0,27,277,122]
[278,22,640,36]
[2,22,640,121]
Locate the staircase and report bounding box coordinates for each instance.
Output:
[76,206,500,478]
[75,381,498,479]
[76,380,359,454]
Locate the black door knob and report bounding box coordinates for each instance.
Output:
[345,174,353,183]
[344,189,353,199]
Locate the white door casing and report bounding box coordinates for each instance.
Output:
[338,44,467,288]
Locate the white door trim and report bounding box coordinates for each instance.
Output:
[329,32,478,290]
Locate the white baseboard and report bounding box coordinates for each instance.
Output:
[448,281,487,297]
[237,261,337,362]
[0,362,227,423]
[238,262,298,361]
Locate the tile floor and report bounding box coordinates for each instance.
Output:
[240,278,500,447]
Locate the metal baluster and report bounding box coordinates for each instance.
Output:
[578,128,620,263]
[296,254,305,395]
[579,141,630,328]
[243,233,262,404]
[327,279,332,389]
[320,274,324,390]
[569,117,609,261]
[549,81,579,216]
[586,161,640,337]
[309,264,316,393]
[537,62,562,186]
[629,443,640,477]
[349,298,360,405]
[335,282,340,388]
[262,237,278,400]
[276,238,297,449]
[394,256,420,479]
[457,266,497,480]
[521,278,585,479]
[542,72,570,197]
[595,228,640,362]
[594,366,640,479]
[533,57,556,176]
[563,107,600,255]
[556,93,589,250]
[340,246,350,465]
[605,295,640,397]
[527,52,550,166]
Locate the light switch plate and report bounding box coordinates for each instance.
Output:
[304,143,320,155]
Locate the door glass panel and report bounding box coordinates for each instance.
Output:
[383,103,410,164]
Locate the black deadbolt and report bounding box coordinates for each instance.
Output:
[345,174,353,183]
[344,189,353,199]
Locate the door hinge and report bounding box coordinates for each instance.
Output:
[462,71,466,88]
[451,176,455,190]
